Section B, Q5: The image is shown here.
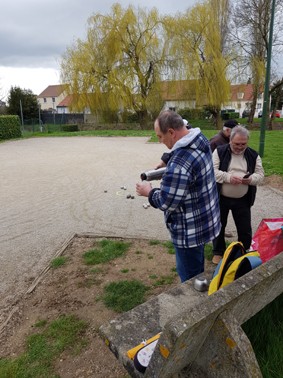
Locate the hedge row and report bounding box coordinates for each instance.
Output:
[0,116,22,140]
[221,112,240,120]
[61,124,79,132]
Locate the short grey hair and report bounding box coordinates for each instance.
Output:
[230,125,250,141]
[156,110,184,133]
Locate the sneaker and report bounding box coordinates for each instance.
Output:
[212,255,222,265]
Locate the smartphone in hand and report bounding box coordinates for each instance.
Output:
[243,172,251,179]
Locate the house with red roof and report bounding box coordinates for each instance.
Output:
[223,83,263,117]
[56,94,73,114]
[37,82,263,117]
[160,81,263,117]
[37,84,67,112]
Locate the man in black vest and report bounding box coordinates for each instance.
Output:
[210,119,238,238]
[212,126,264,264]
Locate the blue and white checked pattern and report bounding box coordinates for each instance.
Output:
[149,132,221,248]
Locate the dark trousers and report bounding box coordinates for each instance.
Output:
[213,194,252,256]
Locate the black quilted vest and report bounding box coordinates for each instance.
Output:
[216,144,258,206]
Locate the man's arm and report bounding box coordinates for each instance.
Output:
[248,156,265,186]
[212,149,232,183]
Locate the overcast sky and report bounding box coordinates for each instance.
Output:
[1,1,282,101]
[0,0,197,100]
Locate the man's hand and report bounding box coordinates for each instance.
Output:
[241,177,252,185]
[230,175,243,185]
[155,160,166,169]
[136,182,152,197]
[230,175,252,185]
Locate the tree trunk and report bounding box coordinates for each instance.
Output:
[137,109,150,130]
[216,111,222,130]
[248,87,258,124]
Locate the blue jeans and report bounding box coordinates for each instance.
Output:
[175,244,205,283]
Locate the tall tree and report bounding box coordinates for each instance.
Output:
[163,0,232,128]
[231,0,283,123]
[61,3,167,128]
[7,86,38,121]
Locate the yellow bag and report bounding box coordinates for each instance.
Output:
[208,242,262,295]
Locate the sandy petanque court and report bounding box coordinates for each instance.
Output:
[0,136,282,323]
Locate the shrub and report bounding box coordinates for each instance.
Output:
[221,111,240,120]
[0,115,21,140]
[178,108,207,120]
[229,112,240,119]
[61,124,79,132]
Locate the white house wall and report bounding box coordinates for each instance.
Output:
[163,100,196,111]
[38,92,66,111]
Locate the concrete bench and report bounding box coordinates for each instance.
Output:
[99,252,283,377]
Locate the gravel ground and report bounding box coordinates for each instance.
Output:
[0,136,282,321]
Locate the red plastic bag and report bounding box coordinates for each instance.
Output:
[251,218,283,263]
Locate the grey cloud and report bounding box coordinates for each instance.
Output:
[0,0,192,69]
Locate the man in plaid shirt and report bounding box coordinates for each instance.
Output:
[136,110,220,282]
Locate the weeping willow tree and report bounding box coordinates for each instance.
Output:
[60,3,167,128]
[163,0,231,128]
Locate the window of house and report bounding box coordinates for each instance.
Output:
[169,107,176,111]
[52,97,55,103]
[44,98,47,103]
[237,92,244,100]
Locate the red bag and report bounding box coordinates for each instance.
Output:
[251,218,283,263]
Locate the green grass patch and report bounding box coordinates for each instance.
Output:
[103,280,148,312]
[149,274,158,279]
[0,315,87,378]
[148,239,161,245]
[50,256,68,269]
[34,319,48,328]
[162,241,175,255]
[83,239,131,265]
[121,268,129,273]
[22,128,153,139]
[152,274,177,286]
[204,243,213,261]
[242,294,283,378]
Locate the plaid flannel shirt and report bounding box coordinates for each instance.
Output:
[149,129,220,248]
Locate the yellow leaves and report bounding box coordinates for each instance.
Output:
[251,57,266,83]
[163,0,230,110]
[60,3,165,120]
[60,0,232,120]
